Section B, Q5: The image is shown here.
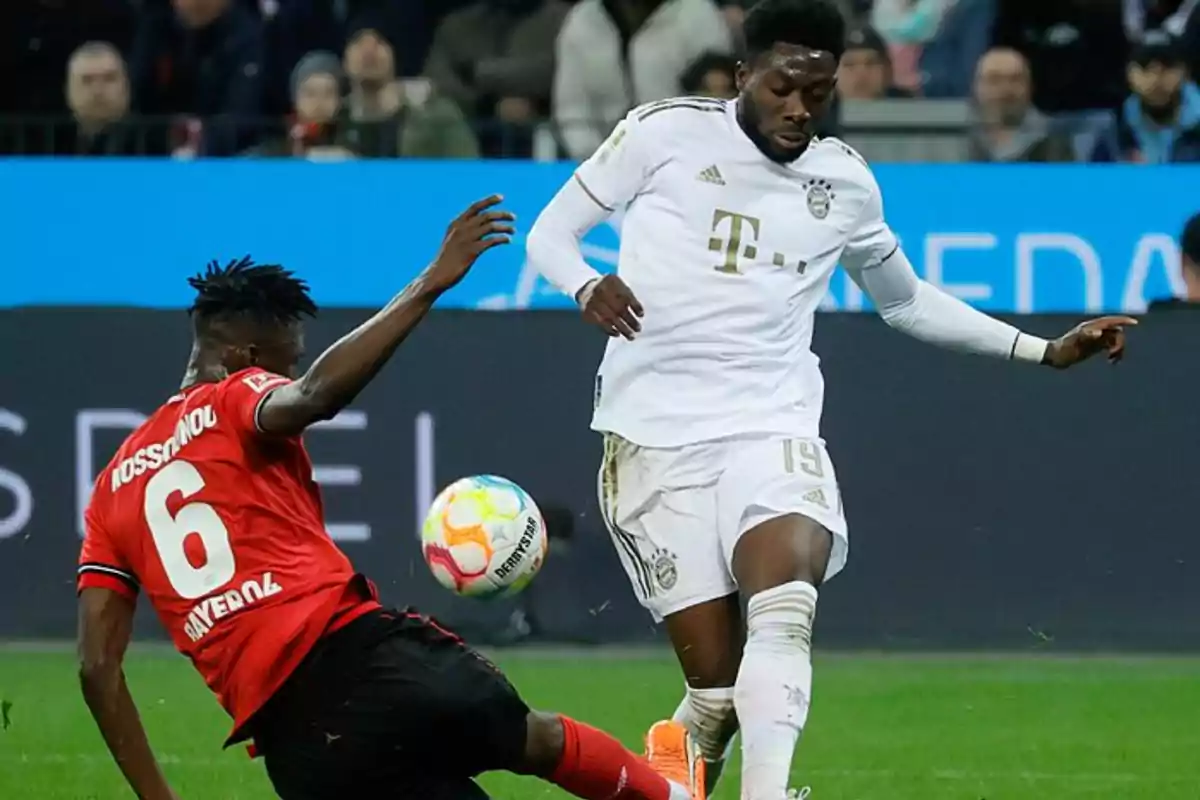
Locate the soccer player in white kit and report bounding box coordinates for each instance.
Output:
[526,1,1135,798]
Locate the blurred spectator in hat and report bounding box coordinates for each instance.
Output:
[423,0,570,158]
[0,0,136,123]
[871,0,952,91]
[838,25,916,100]
[680,51,738,99]
[1124,0,1200,83]
[553,0,734,160]
[992,0,1129,114]
[1091,31,1200,162]
[1148,212,1200,310]
[339,18,480,158]
[292,51,342,128]
[129,0,267,156]
[249,50,356,158]
[968,47,1074,162]
[920,0,995,98]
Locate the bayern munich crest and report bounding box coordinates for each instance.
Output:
[804,178,834,220]
[651,548,678,591]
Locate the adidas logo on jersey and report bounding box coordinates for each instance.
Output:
[696,165,725,185]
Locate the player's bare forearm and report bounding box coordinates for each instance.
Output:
[261,274,444,432]
[81,669,179,800]
[78,588,179,800]
[257,195,514,436]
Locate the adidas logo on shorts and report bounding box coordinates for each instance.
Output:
[801,488,829,510]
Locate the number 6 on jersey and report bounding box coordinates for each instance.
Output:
[144,460,236,600]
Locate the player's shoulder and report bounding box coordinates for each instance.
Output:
[627,96,729,138]
[221,366,292,398]
[807,136,877,189]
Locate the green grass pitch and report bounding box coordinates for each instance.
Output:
[1,648,1198,799]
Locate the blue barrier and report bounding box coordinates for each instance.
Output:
[2,159,1194,311]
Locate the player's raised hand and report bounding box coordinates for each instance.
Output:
[1042,316,1137,369]
[577,275,644,340]
[427,195,516,292]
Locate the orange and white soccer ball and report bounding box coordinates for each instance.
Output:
[421,475,547,598]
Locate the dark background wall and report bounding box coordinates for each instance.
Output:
[1,309,1195,650]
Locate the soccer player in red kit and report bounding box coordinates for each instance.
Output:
[76,196,704,800]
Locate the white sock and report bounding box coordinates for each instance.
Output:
[672,685,738,793]
[734,581,818,800]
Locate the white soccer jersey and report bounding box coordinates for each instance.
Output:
[573,97,898,448]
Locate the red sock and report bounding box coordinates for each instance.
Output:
[549,716,673,800]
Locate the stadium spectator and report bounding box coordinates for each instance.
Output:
[248,50,355,158]
[837,25,915,100]
[552,0,733,160]
[992,0,1129,114]
[920,0,995,98]
[967,47,1074,162]
[339,18,480,158]
[0,0,136,122]
[871,0,953,91]
[58,42,150,156]
[423,0,570,158]
[1091,31,1200,162]
[1149,211,1200,309]
[292,51,342,128]
[680,51,738,98]
[1124,0,1200,81]
[130,0,267,156]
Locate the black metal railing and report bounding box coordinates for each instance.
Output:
[0,106,982,161]
[0,114,558,159]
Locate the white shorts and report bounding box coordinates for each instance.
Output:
[597,434,849,622]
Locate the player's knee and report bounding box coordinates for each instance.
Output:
[732,514,831,595]
[743,581,818,655]
[518,710,565,776]
[674,685,738,763]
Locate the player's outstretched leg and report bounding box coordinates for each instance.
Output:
[517,712,700,800]
[729,513,831,800]
[662,595,743,793]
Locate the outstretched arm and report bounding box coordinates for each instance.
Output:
[847,247,1134,368]
[842,182,1133,368]
[78,587,179,800]
[847,246,1050,362]
[256,196,514,436]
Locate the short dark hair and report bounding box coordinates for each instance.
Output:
[681,51,739,94]
[742,0,847,62]
[1182,212,1200,266]
[188,256,317,330]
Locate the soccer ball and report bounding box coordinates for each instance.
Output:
[421,475,547,598]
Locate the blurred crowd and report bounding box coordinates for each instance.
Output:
[3,0,1200,162]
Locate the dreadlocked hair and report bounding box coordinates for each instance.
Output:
[188,256,317,328]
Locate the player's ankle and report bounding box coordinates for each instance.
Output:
[518,711,567,776]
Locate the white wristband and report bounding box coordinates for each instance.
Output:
[1010,332,1049,364]
[574,276,602,307]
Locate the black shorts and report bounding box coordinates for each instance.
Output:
[247,608,531,800]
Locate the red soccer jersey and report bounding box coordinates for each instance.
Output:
[77,367,379,743]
